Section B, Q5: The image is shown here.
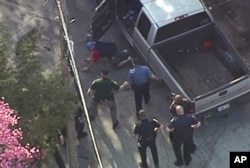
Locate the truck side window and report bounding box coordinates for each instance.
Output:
[155,12,211,43]
[137,12,151,40]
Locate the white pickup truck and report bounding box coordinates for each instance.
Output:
[91,0,250,116]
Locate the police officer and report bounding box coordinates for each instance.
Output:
[74,106,88,139]
[81,41,117,71]
[169,94,197,153]
[87,69,121,129]
[166,105,201,166]
[170,94,192,116]
[121,58,160,119]
[133,110,163,168]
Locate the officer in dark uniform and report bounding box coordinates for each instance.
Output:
[133,110,163,168]
[121,58,160,119]
[169,94,196,153]
[74,106,88,139]
[166,105,201,167]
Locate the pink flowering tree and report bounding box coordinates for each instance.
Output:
[0,23,78,166]
[0,99,40,168]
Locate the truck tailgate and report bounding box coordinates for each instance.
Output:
[194,75,250,115]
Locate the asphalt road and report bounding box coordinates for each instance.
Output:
[1,0,250,168]
[67,0,250,168]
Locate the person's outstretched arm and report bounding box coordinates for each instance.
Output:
[150,74,161,82]
[81,61,95,72]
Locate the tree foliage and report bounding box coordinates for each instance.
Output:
[0,24,78,165]
[0,99,40,168]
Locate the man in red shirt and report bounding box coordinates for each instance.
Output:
[81,41,117,71]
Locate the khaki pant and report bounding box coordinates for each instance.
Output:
[89,99,118,125]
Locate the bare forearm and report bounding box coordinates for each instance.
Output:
[119,81,130,91]
[87,88,94,96]
[151,74,160,81]
[81,61,95,72]
[191,121,201,128]
[166,126,174,132]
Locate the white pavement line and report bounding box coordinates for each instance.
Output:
[56,1,104,168]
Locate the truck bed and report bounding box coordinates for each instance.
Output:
[170,48,234,96]
[154,24,248,98]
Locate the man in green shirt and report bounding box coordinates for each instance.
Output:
[87,69,122,129]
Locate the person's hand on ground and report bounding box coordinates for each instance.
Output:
[81,66,89,72]
[85,57,92,62]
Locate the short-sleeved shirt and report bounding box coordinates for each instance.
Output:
[168,114,199,142]
[91,77,120,100]
[128,65,152,85]
[134,119,161,141]
[92,41,117,62]
[170,99,191,116]
[92,48,100,62]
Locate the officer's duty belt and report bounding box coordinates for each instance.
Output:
[145,137,154,140]
[135,82,148,87]
[94,97,113,103]
[140,137,154,141]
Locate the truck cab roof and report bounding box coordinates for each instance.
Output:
[141,0,205,26]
